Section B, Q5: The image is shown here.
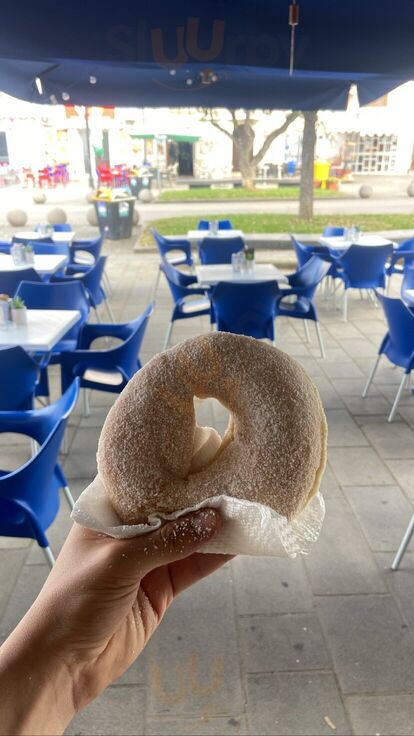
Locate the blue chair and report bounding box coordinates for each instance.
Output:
[0,240,10,254]
[290,234,339,291]
[0,346,41,410]
[52,255,114,322]
[387,238,414,283]
[323,226,345,237]
[151,227,193,298]
[60,303,153,415]
[69,235,103,269]
[275,256,331,358]
[197,220,234,230]
[0,378,80,511]
[0,420,69,567]
[363,293,414,422]
[52,224,72,232]
[28,241,70,258]
[16,280,90,397]
[12,235,53,245]
[211,281,280,342]
[334,243,393,321]
[401,265,414,308]
[161,260,212,349]
[0,267,42,297]
[199,236,244,265]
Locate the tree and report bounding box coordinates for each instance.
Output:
[299,110,318,220]
[202,109,300,189]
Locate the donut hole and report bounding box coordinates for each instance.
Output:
[193,397,231,438]
[190,397,233,475]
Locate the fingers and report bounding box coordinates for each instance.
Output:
[139,508,222,576]
[167,552,234,597]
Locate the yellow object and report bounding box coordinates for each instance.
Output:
[314,160,331,189]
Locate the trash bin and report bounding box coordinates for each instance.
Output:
[314,160,331,188]
[93,197,136,240]
[286,160,297,176]
[128,174,152,198]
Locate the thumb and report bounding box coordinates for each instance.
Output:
[137,508,222,574]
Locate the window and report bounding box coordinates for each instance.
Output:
[345,133,397,173]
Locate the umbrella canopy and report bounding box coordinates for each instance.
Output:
[0,1,411,109]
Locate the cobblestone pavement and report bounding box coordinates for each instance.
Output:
[1,236,414,736]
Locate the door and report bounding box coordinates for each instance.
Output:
[177,141,194,176]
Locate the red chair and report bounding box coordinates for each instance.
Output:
[97,163,113,186]
[38,167,53,188]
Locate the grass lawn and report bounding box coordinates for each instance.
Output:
[158,187,342,202]
[139,213,414,247]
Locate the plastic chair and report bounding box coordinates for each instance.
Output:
[12,235,53,245]
[0,346,41,409]
[334,243,393,321]
[0,268,42,297]
[0,378,80,512]
[28,241,70,258]
[0,239,11,254]
[275,256,331,358]
[197,220,234,230]
[401,265,414,308]
[362,293,414,422]
[52,224,72,232]
[161,260,212,349]
[69,235,103,269]
[60,303,153,416]
[52,256,114,322]
[16,280,90,397]
[198,236,244,265]
[387,238,414,286]
[322,226,345,237]
[211,281,280,342]
[151,227,193,298]
[0,420,66,566]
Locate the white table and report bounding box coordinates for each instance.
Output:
[0,310,81,351]
[0,254,68,276]
[186,229,244,242]
[319,235,395,251]
[196,263,288,286]
[15,230,75,244]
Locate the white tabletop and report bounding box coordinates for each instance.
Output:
[196,263,288,286]
[0,309,81,351]
[15,231,75,244]
[186,229,244,242]
[0,254,68,276]
[319,235,394,250]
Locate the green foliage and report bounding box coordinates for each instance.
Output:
[158,187,341,202]
[11,296,25,309]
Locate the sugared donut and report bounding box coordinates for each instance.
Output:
[97,332,327,523]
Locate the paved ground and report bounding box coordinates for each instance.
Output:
[1,235,414,735]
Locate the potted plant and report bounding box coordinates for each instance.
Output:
[24,244,35,264]
[11,296,27,326]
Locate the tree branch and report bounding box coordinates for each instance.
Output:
[208,119,234,139]
[252,111,301,166]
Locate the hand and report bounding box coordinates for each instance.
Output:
[0,508,230,736]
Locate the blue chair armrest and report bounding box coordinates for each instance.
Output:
[77,322,131,349]
[60,350,129,389]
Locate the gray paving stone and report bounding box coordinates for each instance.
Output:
[341,338,378,358]
[347,694,414,736]
[361,421,414,459]
[232,556,313,615]
[375,552,414,632]
[246,672,351,736]
[317,595,414,694]
[333,378,381,397]
[343,395,391,416]
[309,376,344,410]
[239,613,331,673]
[304,497,386,595]
[0,563,48,638]
[146,716,248,735]
[346,486,413,552]
[62,427,100,478]
[329,447,395,486]
[385,459,414,501]
[66,685,145,735]
[319,461,342,498]
[325,409,369,447]
[322,359,364,380]
[0,548,28,621]
[145,565,244,717]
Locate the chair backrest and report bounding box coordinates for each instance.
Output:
[12,236,53,245]
[340,244,393,285]
[290,235,313,267]
[53,224,72,232]
[71,236,103,263]
[0,419,65,544]
[28,241,70,258]
[377,292,414,362]
[16,280,89,340]
[401,264,414,300]
[199,236,244,265]
[288,256,331,298]
[0,240,11,254]
[197,219,234,230]
[323,226,345,237]
[160,260,196,302]
[108,302,154,377]
[0,268,42,297]
[76,256,107,305]
[211,280,280,339]
[0,346,39,410]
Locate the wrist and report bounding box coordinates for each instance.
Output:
[0,616,77,735]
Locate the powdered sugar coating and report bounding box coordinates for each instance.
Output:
[97,332,327,523]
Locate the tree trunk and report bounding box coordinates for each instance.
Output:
[299,111,317,220]
[234,122,255,189]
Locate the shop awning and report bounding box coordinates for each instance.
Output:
[130,133,200,142]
